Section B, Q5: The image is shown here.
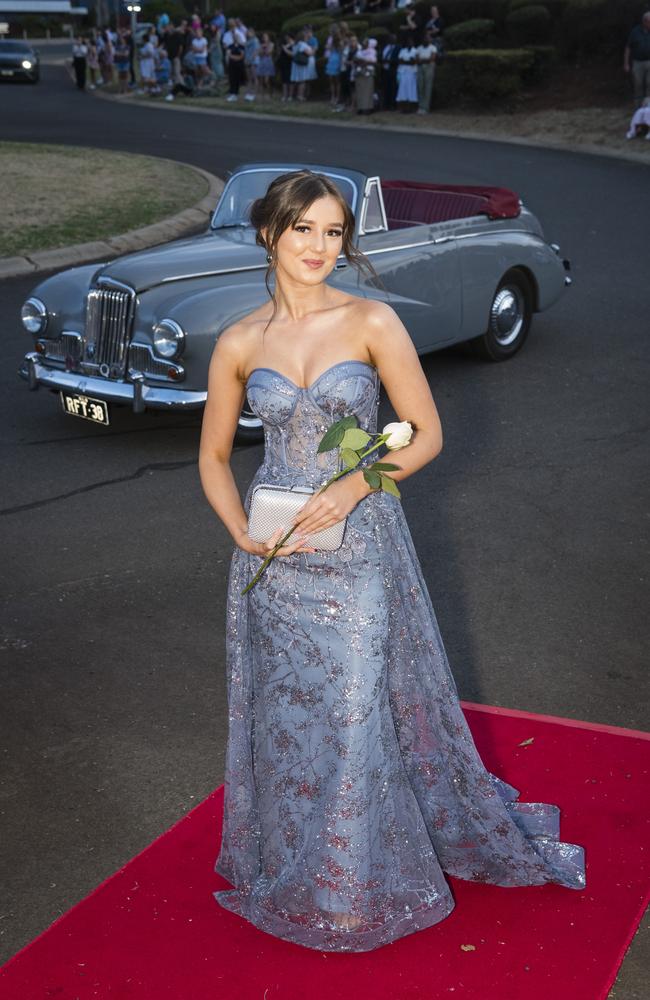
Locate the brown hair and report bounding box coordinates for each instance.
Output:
[249,169,385,337]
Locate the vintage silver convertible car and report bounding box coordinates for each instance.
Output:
[19,161,571,443]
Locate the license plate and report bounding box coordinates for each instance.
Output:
[1,70,14,76]
[60,391,110,425]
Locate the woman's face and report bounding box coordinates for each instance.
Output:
[268,195,345,284]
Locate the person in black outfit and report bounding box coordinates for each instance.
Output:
[123,27,136,87]
[624,11,650,107]
[72,35,87,89]
[226,38,246,98]
[380,33,400,111]
[163,21,184,85]
[278,33,294,101]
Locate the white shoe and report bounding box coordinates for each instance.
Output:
[226,93,238,102]
[88,84,95,90]
[165,93,174,101]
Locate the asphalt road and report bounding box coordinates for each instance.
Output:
[1,61,648,992]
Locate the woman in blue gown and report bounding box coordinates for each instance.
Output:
[198,169,586,953]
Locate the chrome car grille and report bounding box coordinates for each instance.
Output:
[83,282,135,377]
[128,344,184,381]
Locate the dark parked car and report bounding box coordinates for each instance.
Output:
[0,39,40,83]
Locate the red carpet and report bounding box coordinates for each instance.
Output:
[1,704,648,1000]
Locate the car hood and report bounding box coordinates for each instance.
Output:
[0,52,35,64]
[95,231,266,293]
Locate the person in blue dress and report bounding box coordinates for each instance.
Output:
[325,31,342,109]
[290,28,314,102]
[199,169,587,952]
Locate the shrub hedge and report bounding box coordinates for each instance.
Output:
[444,19,498,50]
[436,47,535,104]
[432,1,511,25]
[281,11,333,34]
[508,0,568,14]
[505,4,553,44]
[521,43,559,82]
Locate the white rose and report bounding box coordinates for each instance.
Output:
[382,420,413,450]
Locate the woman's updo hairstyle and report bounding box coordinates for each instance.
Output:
[249,169,382,335]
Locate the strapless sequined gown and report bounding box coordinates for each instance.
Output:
[213,359,586,952]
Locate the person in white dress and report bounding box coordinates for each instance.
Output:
[138,33,156,94]
[396,33,418,111]
[192,26,210,87]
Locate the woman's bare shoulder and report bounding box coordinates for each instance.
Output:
[213,310,267,381]
[351,298,413,365]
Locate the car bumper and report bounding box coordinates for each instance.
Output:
[0,67,38,80]
[18,353,207,412]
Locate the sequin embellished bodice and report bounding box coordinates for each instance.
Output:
[245,359,379,487]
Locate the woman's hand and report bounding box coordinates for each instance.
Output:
[236,525,317,558]
[291,474,367,539]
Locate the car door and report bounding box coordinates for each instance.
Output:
[330,177,462,353]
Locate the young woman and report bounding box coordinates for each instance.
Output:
[98,28,114,85]
[225,33,245,101]
[243,26,260,101]
[354,36,377,115]
[339,33,358,111]
[207,22,225,89]
[289,27,313,102]
[256,32,275,100]
[278,33,294,102]
[198,169,587,952]
[191,25,210,88]
[85,35,99,89]
[324,31,342,109]
[137,32,156,94]
[114,30,131,95]
[395,31,419,113]
[71,35,87,90]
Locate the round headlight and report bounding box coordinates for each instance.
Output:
[21,297,48,335]
[22,60,33,69]
[152,318,185,359]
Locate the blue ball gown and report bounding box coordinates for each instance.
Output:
[213,359,586,952]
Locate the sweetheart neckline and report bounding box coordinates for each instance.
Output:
[245,358,377,392]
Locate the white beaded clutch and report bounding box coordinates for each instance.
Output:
[247,483,347,551]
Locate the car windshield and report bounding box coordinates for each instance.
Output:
[211,169,358,230]
[0,41,32,52]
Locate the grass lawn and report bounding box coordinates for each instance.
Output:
[1,142,209,258]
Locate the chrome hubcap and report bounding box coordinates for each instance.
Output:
[489,286,525,346]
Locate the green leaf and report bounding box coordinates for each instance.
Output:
[340,447,360,468]
[380,473,401,498]
[317,414,357,453]
[369,461,401,472]
[363,469,381,489]
[340,427,371,450]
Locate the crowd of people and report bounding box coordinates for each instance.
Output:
[70,4,446,114]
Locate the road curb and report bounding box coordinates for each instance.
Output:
[0,157,224,281]
[88,75,650,169]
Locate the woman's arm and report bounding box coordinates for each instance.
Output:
[198,327,317,557]
[364,300,443,486]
